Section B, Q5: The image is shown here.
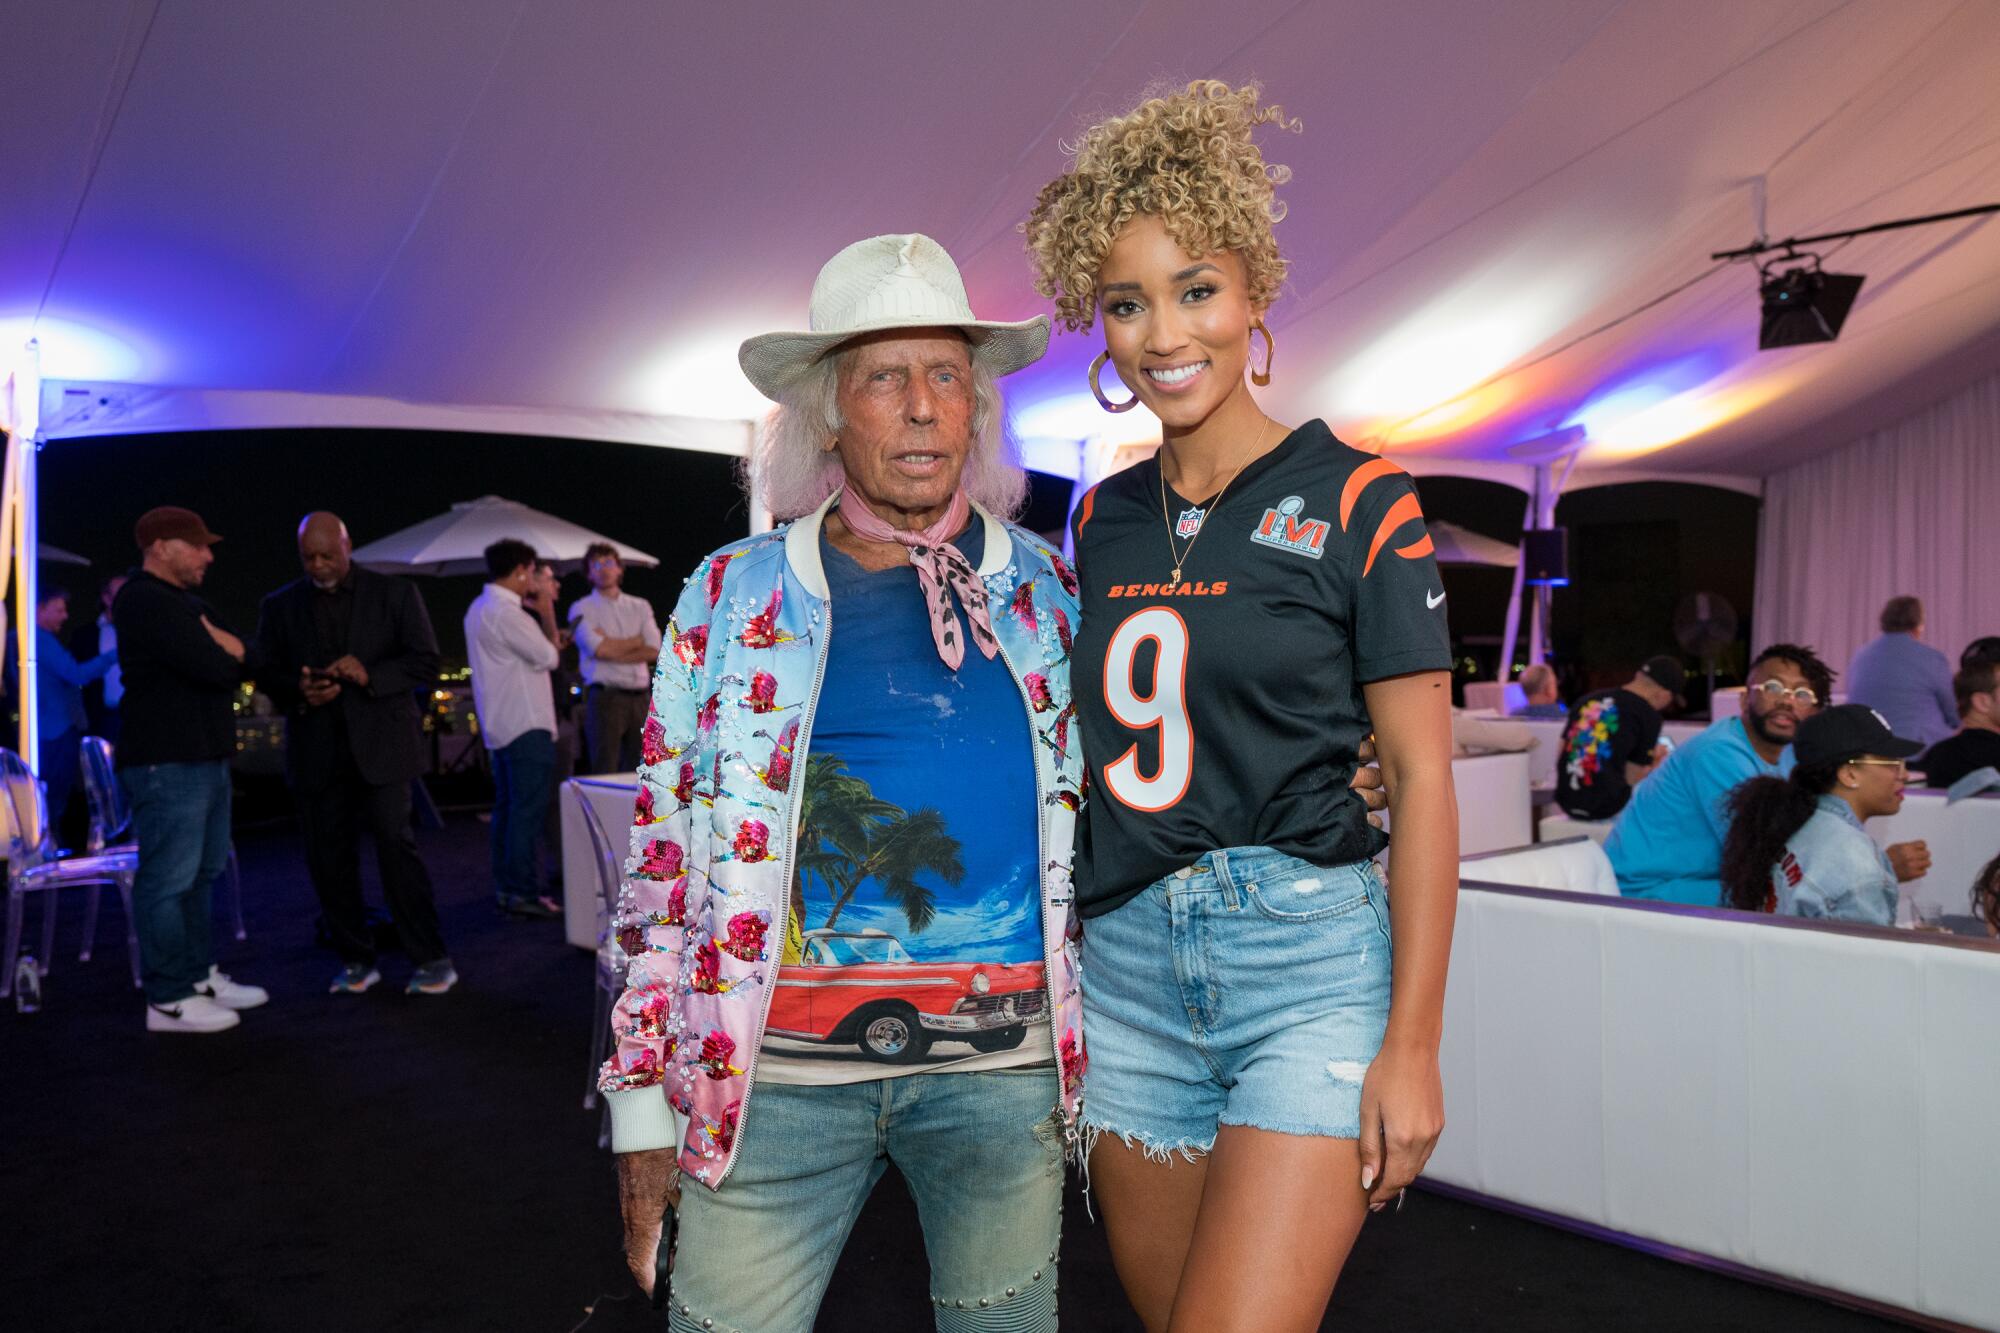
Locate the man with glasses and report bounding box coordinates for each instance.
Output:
[1606,644,1835,905]
[567,541,660,775]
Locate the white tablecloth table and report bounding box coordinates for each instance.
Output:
[558,775,640,951]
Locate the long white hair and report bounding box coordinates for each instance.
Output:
[742,348,1029,523]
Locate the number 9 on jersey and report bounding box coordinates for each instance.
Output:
[1102,606,1193,812]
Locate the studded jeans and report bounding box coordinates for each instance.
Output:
[665,1069,1063,1332]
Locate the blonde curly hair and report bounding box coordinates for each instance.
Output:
[1022,80,1296,333]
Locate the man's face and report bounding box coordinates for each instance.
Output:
[101,575,127,618]
[153,537,214,589]
[36,597,68,633]
[530,564,560,606]
[1742,656,1819,747]
[832,330,977,523]
[299,526,352,589]
[587,554,623,593]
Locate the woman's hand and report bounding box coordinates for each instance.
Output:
[1351,736,1388,827]
[1356,1038,1445,1210]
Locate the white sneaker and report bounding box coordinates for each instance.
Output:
[197,966,269,1010]
[147,994,242,1033]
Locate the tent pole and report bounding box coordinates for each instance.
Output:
[13,339,40,770]
[1496,477,1537,685]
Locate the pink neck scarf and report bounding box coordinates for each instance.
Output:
[836,483,998,670]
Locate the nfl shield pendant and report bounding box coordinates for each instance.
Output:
[1176,506,1205,538]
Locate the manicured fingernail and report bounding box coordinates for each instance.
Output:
[1360,1166,1375,1190]
[1369,1201,1387,1213]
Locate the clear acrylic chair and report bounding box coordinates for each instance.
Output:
[571,780,631,1148]
[1,746,140,1005]
[79,735,246,944]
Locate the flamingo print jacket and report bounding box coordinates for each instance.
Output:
[598,491,1087,1190]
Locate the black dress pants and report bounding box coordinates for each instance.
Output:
[297,746,447,967]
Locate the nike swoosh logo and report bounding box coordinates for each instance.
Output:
[1427,589,1446,609]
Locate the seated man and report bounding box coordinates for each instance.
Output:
[1720,706,1929,927]
[1913,659,2000,789]
[1513,663,1568,719]
[1846,596,1956,747]
[1605,644,1832,905]
[1554,655,1682,820]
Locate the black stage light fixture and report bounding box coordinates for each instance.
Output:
[1757,255,1864,349]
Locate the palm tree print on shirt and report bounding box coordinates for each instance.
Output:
[791,753,966,941]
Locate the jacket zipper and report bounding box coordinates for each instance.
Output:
[713,595,832,1189]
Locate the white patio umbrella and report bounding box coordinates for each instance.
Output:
[350,495,659,577]
[1428,521,1519,568]
[37,543,90,565]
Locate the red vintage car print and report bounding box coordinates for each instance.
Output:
[766,929,1047,1063]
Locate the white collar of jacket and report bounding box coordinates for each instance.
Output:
[782,489,1012,599]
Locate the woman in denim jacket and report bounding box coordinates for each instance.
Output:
[1721,705,1930,925]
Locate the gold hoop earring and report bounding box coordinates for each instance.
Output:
[1089,351,1139,413]
[1250,319,1275,387]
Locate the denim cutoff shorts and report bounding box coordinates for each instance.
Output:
[1079,846,1392,1157]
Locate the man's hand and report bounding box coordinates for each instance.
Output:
[201,616,246,662]
[325,655,370,688]
[1887,840,1932,883]
[1351,737,1389,828]
[300,667,342,708]
[617,1148,681,1296]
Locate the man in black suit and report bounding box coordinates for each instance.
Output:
[257,512,456,995]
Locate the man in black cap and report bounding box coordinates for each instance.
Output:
[1553,655,1684,821]
[1719,705,1928,925]
[116,506,268,1033]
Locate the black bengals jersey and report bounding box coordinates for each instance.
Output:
[1069,420,1452,917]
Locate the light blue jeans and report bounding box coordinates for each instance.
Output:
[667,1069,1064,1333]
[1080,847,1393,1157]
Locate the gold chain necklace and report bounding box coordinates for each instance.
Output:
[1156,417,1273,586]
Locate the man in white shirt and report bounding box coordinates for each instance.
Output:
[464,538,563,919]
[567,541,661,774]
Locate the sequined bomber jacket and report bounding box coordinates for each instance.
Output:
[598,492,1088,1190]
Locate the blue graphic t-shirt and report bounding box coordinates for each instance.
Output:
[758,520,1050,1084]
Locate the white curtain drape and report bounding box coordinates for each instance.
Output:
[1755,370,2000,684]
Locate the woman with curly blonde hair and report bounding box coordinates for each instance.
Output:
[1025,81,1459,1330]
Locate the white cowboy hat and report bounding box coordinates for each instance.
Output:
[738,233,1050,401]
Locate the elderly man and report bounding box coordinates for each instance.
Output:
[1607,643,1849,904]
[601,235,1391,1330]
[1514,663,1567,719]
[257,513,454,994]
[597,234,1077,1333]
[1847,596,1957,746]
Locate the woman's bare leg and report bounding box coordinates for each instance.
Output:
[1087,1136,1210,1332]
[1165,1125,1371,1333]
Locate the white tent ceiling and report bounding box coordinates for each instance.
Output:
[6,0,1998,484]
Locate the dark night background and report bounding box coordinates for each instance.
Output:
[32,428,1759,700]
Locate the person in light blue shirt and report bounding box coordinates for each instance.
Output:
[1605,643,1833,905]
[1720,705,1929,925]
[1846,596,1957,747]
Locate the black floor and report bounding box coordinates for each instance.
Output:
[1,816,1907,1332]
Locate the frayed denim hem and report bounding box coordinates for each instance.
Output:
[1079,1118,1216,1165]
